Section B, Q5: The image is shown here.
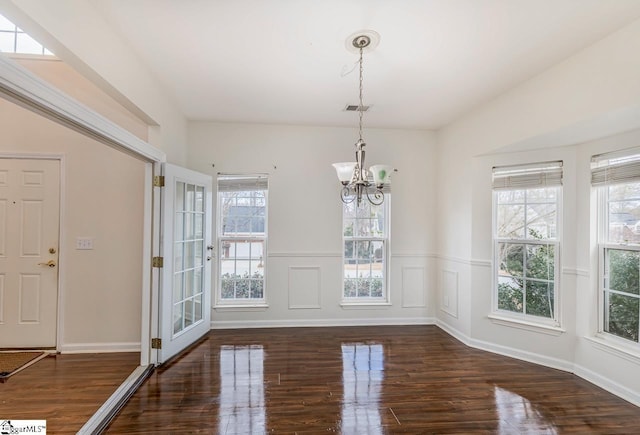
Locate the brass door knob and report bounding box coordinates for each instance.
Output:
[38,260,56,268]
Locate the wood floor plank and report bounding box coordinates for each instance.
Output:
[107,326,640,434]
[0,352,139,434]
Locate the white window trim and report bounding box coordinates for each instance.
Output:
[491,187,563,327]
[341,195,391,305]
[596,186,640,348]
[487,314,565,336]
[214,176,268,308]
[596,152,640,350]
[585,335,640,365]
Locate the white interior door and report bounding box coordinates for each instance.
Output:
[0,158,60,348]
[158,163,212,363]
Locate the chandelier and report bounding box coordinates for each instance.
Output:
[333,32,392,207]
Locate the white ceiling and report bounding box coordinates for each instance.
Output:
[89,0,640,130]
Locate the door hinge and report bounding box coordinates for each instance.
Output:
[153,175,165,187]
[152,256,164,268]
[151,338,162,349]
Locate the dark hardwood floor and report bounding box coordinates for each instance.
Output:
[0,352,139,434]
[107,326,640,434]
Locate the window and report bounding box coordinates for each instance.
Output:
[0,14,53,56]
[492,162,562,322]
[217,175,267,305]
[592,152,640,345]
[342,197,389,303]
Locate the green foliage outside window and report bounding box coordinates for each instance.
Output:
[606,249,640,342]
[344,277,383,298]
[498,229,555,319]
[221,272,264,299]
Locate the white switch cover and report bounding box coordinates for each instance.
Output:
[76,237,94,250]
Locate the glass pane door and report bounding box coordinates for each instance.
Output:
[159,163,212,363]
[173,181,206,336]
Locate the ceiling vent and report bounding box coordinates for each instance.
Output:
[344,104,371,112]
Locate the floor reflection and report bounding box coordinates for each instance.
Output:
[341,343,384,435]
[218,345,265,434]
[494,385,557,434]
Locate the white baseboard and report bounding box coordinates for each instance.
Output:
[468,335,574,372]
[436,318,571,371]
[211,317,436,329]
[59,342,141,354]
[435,318,640,407]
[435,319,471,346]
[574,363,640,407]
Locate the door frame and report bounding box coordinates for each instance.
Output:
[0,54,166,363]
[0,152,64,349]
[0,49,166,431]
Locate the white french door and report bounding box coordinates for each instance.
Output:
[0,158,60,348]
[158,163,212,363]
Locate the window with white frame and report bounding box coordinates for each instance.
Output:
[0,14,53,56]
[492,161,562,322]
[342,197,389,302]
[217,175,267,304]
[592,152,640,344]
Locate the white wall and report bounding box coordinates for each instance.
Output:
[436,17,640,405]
[0,96,145,352]
[0,0,188,165]
[13,56,148,142]
[188,122,436,327]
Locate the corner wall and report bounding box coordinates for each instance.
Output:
[436,18,640,405]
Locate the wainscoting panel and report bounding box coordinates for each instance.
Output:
[441,269,459,318]
[288,266,321,309]
[401,266,426,308]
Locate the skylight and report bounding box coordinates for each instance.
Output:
[0,13,53,56]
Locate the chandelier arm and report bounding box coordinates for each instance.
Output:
[340,186,356,204]
[365,187,384,206]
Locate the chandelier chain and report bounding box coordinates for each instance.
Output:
[358,44,364,142]
[332,32,389,208]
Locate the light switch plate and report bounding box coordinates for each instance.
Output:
[76,237,94,250]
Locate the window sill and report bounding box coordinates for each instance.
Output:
[488,314,565,336]
[584,335,640,365]
[340,302,391,310]
[213,303,269,312]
